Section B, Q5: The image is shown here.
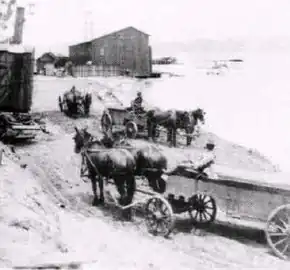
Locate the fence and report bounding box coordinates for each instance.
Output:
[72,65,121,77]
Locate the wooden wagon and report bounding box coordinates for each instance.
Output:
[166,166,290,260]
[101,107,152,139]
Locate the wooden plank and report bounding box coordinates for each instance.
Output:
[167,169,290,224]
[180,167,290,194]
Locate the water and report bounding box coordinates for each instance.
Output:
[146,51,290,172]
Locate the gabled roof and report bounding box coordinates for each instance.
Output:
[70,26,150,47]
[93,26,150,42]
[38,52,56,60]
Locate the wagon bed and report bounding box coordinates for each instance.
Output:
[166,166,290,259]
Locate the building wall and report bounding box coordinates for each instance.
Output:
[69,41,92,65]
[91,27,151,76]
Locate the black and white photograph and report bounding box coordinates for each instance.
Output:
[1,0,290,269]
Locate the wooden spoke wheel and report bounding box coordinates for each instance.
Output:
[58,96,63,112]
[101,111,112,134]
[144,196,175,237]
[266,204,290,260]
[188,193,217,225]
[125,121,138,139]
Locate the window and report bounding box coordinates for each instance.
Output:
[100,48,104,56]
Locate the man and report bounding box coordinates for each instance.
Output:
[172,140,218,179]
[194,141,217,179]
[131,91,144,114]
[71,85,77,94]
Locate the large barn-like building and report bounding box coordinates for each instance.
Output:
[69,26,152,76]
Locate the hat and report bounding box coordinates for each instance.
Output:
[205,140,215,150]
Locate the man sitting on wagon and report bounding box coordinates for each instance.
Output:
[171,140,218,179]
[130,91,145,115]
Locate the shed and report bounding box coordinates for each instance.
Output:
[36,52,68,75]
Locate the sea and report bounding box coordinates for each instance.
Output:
[145,49,290,172]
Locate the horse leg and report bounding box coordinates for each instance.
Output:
[123,174,136,221]
[125,174,136,205]
[186,133,192,146]
[114,177,126,205]
[152,123,158,143]
[186,127,193,146]
[147,119,153,141]
[168,127,174,147]
[172,128,177,147]
[167,128,171,142]
[98,175,105,205]
[90,175,99,206]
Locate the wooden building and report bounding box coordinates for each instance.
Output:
[36,52,68,75]
[69,27,152,76]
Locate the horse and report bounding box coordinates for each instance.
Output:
[73,127,136,209]
[146,108,205,147]
[97,132,169,194]
[186,108,206,145]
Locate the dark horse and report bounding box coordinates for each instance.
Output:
[109,138,169,194]
[146,108,205,147]
[60,89,92,117]
[73,127,136,208]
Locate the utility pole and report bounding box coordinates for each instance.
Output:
[83,0,94,41]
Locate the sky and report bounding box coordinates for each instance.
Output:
[3,0,290,55]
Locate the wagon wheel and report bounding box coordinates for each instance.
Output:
[188,193,217,225]
[58,96,63,112]
[125,121,138,139]
[265,204,290,260]
[101,111,112,134]
[144,196,175,237]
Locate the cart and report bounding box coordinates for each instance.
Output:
[101,107,154,139]
[167,166,290,260]
[58,90,92,118]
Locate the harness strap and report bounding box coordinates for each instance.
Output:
[81,150,101,176]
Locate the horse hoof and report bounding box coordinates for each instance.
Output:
[122,210,132,222]
[99,198,105,205]
[92,198,100,206]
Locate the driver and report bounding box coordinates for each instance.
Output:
[170,140,218,179]
[71,85,77,93]
[193,141,217,179]
[131,91,144,114]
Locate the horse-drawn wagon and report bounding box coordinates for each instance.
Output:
[102,164,290,260]
[0,45,45,141]
[73,126,290,260]
[101,107,153,139]
[58,87,92,118]
[166,166,290,260]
